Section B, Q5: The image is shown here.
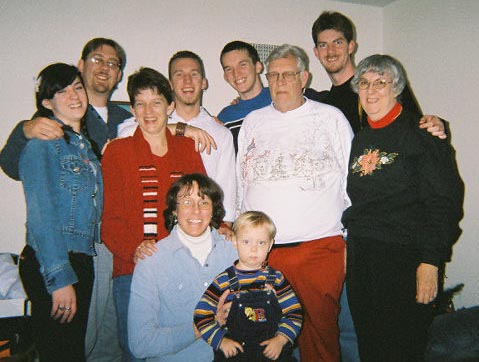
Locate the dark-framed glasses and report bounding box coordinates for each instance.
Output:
[265,71,301,83]
[358,78,393,90]
[177,198,212,210]
[89,55,120,70]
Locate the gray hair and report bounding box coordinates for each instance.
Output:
[351,54,406,95]
[265,44,309,72]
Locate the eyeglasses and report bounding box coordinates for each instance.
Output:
[265,71,301,83]
[177,198,212,210]
[357,78,393,90]
[89,56,120,70]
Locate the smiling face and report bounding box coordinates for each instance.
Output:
[267,55,308,113]
[174,181,213,237]
[221,49,263,100]
[314,29,355,76]
[358,71,398,121]
[169,57,207,107]
[233,225,273,271]
[41,76,88,130]
[131,88,174,137]
[78,44,122,98]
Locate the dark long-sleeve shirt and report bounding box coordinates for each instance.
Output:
[342,107,463,265]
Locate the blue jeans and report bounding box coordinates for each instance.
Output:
[86,242,123,362]
[113,274,145,362]
[338,282,360,362]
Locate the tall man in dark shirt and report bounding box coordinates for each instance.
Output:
[306,11,446,137]
[305,11,448,362]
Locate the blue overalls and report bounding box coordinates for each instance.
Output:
[214,266,293,362]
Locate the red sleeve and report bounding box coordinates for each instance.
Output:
[166,133,206,175]
[101,140,140,269]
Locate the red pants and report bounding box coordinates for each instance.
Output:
[268,235,345,362]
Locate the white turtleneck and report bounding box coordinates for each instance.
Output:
[176,226,212,266]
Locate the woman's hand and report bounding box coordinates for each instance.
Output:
[134,239,158,263]
[215,289,232,326]
[260,334,288,360]
[51,285,76,323]
[416,263,438,304]
[218,222,233,241]
[219,337,244,358]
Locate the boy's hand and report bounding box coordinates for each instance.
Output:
[24,117,64,140]
[260,334,288,360]
[419,115,446,139]
[219,337,243,358]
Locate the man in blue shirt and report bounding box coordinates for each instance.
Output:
[217,41,271,154]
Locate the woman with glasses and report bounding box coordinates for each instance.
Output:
[18,63,102,361]
[127,173,237,361]
[101,68,206,361]
[342,54,464,362]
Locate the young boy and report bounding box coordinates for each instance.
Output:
[194,211,303,361]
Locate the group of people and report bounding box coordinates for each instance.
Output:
[0,9,464,362]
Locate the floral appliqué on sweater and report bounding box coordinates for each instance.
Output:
[351,148,398,176]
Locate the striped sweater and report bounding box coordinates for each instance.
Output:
[194,263,303,351]
[101,127,205,277]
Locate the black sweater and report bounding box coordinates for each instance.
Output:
[342,108,463,266]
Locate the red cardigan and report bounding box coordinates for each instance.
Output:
[101,128,206,277]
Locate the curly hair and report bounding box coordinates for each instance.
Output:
[163,174,225,232]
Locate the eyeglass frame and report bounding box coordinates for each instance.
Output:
[176,198,212,210]
[89,55,121,70]
[357,78,393,91]
[265,71,302,84]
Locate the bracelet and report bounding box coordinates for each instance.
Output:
[175,122,187,137]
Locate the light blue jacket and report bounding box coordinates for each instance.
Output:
[19,123,103,293]
[128,227,237,361]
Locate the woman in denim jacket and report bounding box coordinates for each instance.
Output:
[17,63,103,362]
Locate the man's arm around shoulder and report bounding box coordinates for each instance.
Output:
[1,117,63,180]
[0,121,30,180]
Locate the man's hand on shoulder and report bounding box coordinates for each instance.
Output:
[419,115,446,140]
[23,117,64,140]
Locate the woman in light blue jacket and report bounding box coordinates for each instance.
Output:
[18,63,103,362]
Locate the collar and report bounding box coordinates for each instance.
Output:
[169,107,211,124]
[169,225,220,252]
[367,102,403,129]
[272,96,308,114]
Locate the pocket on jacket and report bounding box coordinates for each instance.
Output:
[60,155,92,194]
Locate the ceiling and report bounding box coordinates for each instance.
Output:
[334,0,397,7]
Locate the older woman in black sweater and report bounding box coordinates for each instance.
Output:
[342,54,464,362]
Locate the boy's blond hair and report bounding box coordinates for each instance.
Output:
[232,211,277,240]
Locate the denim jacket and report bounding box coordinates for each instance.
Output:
[19,122,103,294]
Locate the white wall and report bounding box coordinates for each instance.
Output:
[1,0,476,307]
[383,0,479,309]
[0,0,382,249]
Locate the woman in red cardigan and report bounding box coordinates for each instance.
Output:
[101,67,206,361]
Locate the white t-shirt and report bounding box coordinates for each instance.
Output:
[169,108,236,222]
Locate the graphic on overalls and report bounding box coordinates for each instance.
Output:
[244,306,267,322]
